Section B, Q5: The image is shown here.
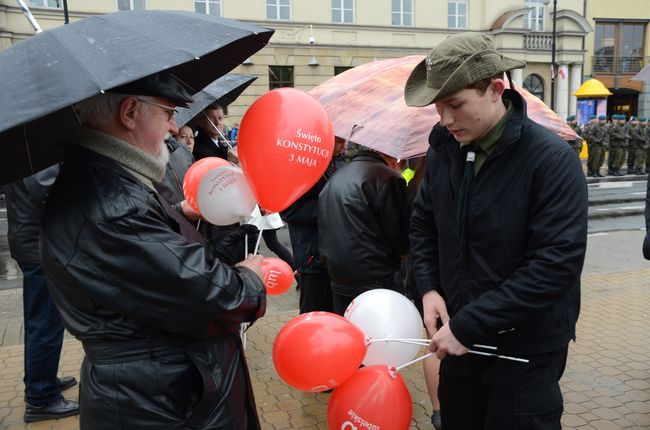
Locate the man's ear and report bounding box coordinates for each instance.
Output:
[490,79,507,101]
[118,97,139,130]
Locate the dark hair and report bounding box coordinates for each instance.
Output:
[466,73,504,94]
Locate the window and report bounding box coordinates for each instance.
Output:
[594,21,646,74]
[194,0,221,16]
[523,0,546,32]
[269,66,294,90]
[334,66,354,75]
[448,0,467,29]
[29,0,61,7]
[266,0,291,20]
[392,0,413,27]
[523,74,544,100]
[332,0,354,24]
[118,0,146,10]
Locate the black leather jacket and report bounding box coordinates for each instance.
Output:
[410,90,587,355]
[318,150,409,296]
[41,145,265,429]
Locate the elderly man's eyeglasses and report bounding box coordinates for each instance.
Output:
[137,98,178,121]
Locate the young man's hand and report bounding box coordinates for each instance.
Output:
[430,323,469,359]
[421,289,449,336]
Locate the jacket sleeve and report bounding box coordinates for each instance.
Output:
[643,177,650,260]
[409,150,441,296]
[449,146,588,346]
[280,183,321,226]
[63,193,266,338]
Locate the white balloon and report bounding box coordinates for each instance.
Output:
[344,289,423,367]
[197,166,256,226]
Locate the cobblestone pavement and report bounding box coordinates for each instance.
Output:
[0,230,648,429]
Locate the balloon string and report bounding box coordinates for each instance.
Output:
[369,338,429,343]
[253,230,263,255]
[196,219,202,231]
[468,349,529,363]
[396,352,435,371]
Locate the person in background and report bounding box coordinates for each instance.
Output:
[193,103,229,161]
[403,156,442,430]
[566,115,583,156]
[5,165,80,423]
[281,136,347,313]
[405,32,587,429]
[628,116,647,176]
[318,145,409,316]
[608,114,627,176]
[644,172,650,259]
[40,72,266,429]
[174,124,195,152]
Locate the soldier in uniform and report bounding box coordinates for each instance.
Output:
[566,115,583,156]
[629,116,647,175]
[584,114,598,177]
[626,116,637,174]
[589,115,609,177]
[608,114,627,176]
[644,118,650,174]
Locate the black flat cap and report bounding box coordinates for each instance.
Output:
[109,71,194,107]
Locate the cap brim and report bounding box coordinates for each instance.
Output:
[404,59,441,107]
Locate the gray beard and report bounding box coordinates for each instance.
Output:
[155,142,170,166]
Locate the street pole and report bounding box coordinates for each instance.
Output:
[550,0,557,111]
[63,0,69,24]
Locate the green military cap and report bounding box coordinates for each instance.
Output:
[404,33,525,107]
[630,115,638,121]
[640,117,648,122]
[598,115,607,120]
[588,114,597,119]
[566,115,576,121]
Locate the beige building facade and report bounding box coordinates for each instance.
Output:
[6,0,639,125]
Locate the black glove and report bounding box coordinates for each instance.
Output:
[211,224,260,266]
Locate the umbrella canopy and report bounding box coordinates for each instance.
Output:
[0,10,273,185]
[631,64,650,82]
[176,74,257,128]
[308,55,579,159]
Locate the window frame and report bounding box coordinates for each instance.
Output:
[269,66,294,90]
[391,0,413,27]
[447,0,467,30]
[194,0,222,16]
[332,0,355,24]
[523,0,546,32]
[28,0,62,8]
[266,0,292,21]
[117,0,147,11]
[523,74,544,100]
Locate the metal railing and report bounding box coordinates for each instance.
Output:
[592,55,647,75]
[523,33,553,50]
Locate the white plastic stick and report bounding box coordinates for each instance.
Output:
[468,349,529,363]
[396,352,435,371]
[244,234,248,256]
[253,230,263,255]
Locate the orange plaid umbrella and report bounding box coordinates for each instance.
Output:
[308,55,579,159]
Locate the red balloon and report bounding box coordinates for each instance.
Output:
[182,157,230,211]
[238,88,334,212]
[261,257,294,295]
[327,365,412,430]
[272,312,367,392]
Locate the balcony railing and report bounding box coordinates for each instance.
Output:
[592,55,647,75]
[523,33,552,51]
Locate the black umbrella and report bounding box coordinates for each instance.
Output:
[0,10,273,185]
[176,74,257,128]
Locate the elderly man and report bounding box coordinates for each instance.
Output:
[405,33,587,429]
[40,72,266,429]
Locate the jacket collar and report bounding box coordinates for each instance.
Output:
[351,149,389,165]
[428,89,526,158]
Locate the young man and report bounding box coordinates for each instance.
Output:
[405,33,587,429]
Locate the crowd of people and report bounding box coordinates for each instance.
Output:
[3,29,649,430]
[567,114,650,177]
